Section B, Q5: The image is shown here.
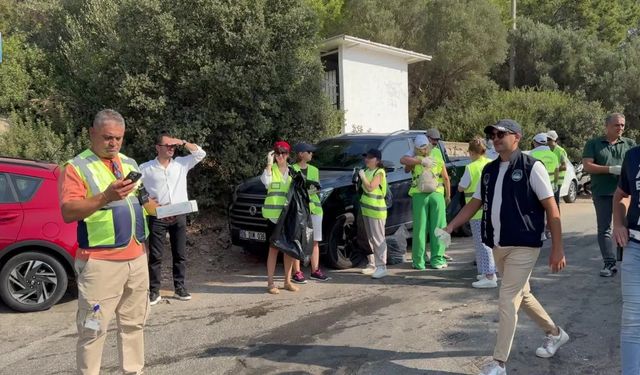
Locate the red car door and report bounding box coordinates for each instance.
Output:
[0,173,24,249]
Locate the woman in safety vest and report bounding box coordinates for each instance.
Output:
[261,141,299,294]
[457,137,497,288]
[291,143,330,283]
[358,149,389,279]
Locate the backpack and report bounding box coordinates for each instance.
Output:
[374,168,393,209]
[417,157,438,193]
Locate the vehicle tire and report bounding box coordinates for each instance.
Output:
[0,251,68,312]
[326,214,357,269]
[563,180,578,203]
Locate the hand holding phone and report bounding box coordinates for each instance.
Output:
[124,171,142,185]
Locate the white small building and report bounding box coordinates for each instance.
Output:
[320,35,431,134]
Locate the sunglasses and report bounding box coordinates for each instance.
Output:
[157,144,178,149]
[274,151,289,156]
[487,131,514,140]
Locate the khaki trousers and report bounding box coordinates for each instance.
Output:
[492,246,557,362]
[75,254,150,375]
[362,216,387,267]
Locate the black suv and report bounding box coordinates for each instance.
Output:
[228,131,470,269]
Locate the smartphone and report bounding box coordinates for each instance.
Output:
[124,171,142,184]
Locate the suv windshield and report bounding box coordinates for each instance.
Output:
[312,138,383,169]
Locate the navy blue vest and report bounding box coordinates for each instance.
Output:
[481,149,545,248]
[619,147,640,242]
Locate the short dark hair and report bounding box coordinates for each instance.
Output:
[156,131,171,145]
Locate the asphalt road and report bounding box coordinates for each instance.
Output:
[0,198,621,374]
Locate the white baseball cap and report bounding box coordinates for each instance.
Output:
[547,130,559,141]
[533,133,548,145]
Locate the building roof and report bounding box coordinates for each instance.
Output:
[320,35,432,64]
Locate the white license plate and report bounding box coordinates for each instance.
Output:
[239,230,266,242]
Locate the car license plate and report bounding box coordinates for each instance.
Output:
[239,230,266,242]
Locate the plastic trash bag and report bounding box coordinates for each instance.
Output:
[434,227,451,248]
[386,225,409,265]
[270,169,313,264]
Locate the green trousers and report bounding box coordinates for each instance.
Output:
[411,192,447,269]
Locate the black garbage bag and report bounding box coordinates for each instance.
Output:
[270,169,314,263]
[386,225,409,265]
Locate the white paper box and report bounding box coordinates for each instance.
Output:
[156,200,198,219]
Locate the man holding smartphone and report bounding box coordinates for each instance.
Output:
[140,131,206,305]
[59,109,157,375]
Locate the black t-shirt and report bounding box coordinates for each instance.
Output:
[618,146,640,238]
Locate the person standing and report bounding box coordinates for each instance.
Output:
[612,144,640,374]
[530,133,560,239]
[457,137,496,288]
[583,113,636,277]
[59,109,157,375]
[358,149,389,279]
[445,119,569,375]
[140,131,206,305]
[291,142,329,283]
[547,130,568,208]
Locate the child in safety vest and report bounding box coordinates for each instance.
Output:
[358,148,389,279]
[457,137,497,288]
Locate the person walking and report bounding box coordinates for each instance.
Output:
[445,119,569,375]
[612,144,640,374]
[583,113,636,277]
[291,142,330,283]
[358,149,389,279]
[400,133,449,270]
[140,131,206,305]
[261,141,299,294]
[59,109,157,375]
[530,133,560,239]
[457,137,496,288]
[547,130,568,208]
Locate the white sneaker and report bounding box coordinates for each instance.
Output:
[477,274,485,280]
[361,265,376,275]
[472,277,498,289]
[371,267,388,279]
[478,360,506,375]
[535,327,569,358]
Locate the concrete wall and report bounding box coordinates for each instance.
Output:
[340,45,409,133]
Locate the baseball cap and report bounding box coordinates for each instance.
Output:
[547,130,559,141]
[273,141,291,152]
[363,148,382,159]
[414,134,429,148]
[533,133,548,145]
[426,128,441,140]
[484,119,523,137]
[293,142,316,153]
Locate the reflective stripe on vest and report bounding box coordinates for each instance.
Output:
[67,149,148,249]
[408,153,445,197]
[531,149,559,186]
[292,163,323,216]
[463,156,491,220]
[360,168,387,219]
[262,165,291,219]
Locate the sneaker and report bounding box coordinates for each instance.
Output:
[600,263,617,277]
[174,287,192,301]
[477,274,485,280]
[149,290,161,306]
[444,254,453,261]
[432,263,448,270]
[310,270,330,281]
[371,266,388,279]
[535,327,569,358]
[292,271,307,284]
[472,277,498,289]
[478,360,506,375]
[361,265,376,275]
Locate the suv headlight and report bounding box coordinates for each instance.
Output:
[317,188,334,203]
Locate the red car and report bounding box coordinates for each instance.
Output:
[0,157,77,312]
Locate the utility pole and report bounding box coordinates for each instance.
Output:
[508,0,516,89]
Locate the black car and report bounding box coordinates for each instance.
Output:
[228,131,470,269]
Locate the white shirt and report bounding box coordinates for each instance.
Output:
[472,160,553,246]
[140,146,206,205]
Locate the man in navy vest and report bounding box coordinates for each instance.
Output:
[445,119,568,375]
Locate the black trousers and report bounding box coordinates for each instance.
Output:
[148,215,187,292]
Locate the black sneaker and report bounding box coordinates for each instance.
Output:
[149,290,161,306]
[600,263,618,277]
[174,287,192,301]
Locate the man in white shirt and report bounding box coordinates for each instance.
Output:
[444,119,568,375]
[140,132,206,305]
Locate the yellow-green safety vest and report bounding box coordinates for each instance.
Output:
[360,168,387,219]
[531,149,559,186]
[292,163,323,216]
[408,147,445,196]
[552,145,568,186]
[262,165,291,219]
[66,149,148,249]
[463,156,491,220]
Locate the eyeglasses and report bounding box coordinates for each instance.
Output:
[488,131,514,140]
[157,144,178,149]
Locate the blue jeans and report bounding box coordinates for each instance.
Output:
[622,240,640,374]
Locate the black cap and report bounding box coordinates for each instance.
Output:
[484,119,523,137]
[293,143,316,153]
[363,148,382,159]
[426,128,441,140]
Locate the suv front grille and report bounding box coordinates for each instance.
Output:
[229,193,268,229]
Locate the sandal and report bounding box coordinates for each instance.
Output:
[267,285,280,294]
[283,283,300,292]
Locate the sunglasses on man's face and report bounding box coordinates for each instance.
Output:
[488,131,514,140]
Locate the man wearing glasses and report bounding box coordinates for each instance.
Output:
[140,132,206,304]
[445,119,568,375]
[583,113,636,277]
